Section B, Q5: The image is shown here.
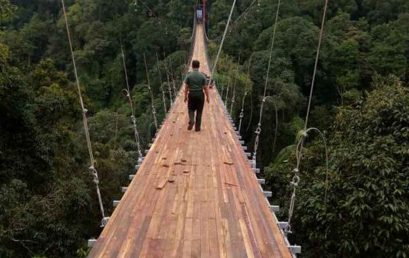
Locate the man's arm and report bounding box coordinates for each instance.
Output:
[183,74,189,103]
[204,85,210,103]
[202,77,210,103]
[184,83,189,103]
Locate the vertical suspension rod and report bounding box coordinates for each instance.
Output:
[61,0,107,226]
[120,44,143,160]
[143,53,158,131]
[156,52,167,113]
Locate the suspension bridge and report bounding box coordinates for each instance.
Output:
[86,17,298,258]
[59,0,330,255]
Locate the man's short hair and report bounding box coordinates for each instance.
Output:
[192,60,200,69]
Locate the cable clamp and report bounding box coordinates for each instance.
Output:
[291,175,300,186]
[122,89,130,97]
[255,127,261,134]
[284,224,293,235]
[100,217,110,227]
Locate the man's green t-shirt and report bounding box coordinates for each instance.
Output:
[184,69,206,97]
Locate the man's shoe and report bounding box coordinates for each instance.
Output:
[187,123,194,130]
[195,127,201,132]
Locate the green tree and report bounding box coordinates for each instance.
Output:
[361,0,409,24]
[324,12,370,104]
[367,14,409,79]
[0,0,15,23]
[267,77,409,257]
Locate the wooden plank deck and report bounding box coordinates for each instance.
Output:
[88,24,292,258]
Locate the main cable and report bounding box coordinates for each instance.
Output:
[251,0,281,168]
[143,53,159,131]
[61,0,107,226]
[286,0,329,234]
[210,0,237,81]
[120,44,143,161]
[156,52,168,113]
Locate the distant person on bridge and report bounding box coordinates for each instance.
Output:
[184,60,210,131]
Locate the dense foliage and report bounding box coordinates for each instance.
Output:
[0,0,408,257]
[266,76,409,257]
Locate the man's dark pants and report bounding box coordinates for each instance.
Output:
[188,93,205,130]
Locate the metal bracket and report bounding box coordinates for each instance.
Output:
[263,191,272,198]
[249,160,256,168]
[113,200,120,207]
[88,238,97,247]
[129,174,135,180]
[101,217,110,227]
[289,245,302,254]
[257,178,265,185]
[269,205,280,213]
[121,187,128,193]
[278,221,289,230]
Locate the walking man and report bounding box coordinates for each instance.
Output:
[184,60,210,131]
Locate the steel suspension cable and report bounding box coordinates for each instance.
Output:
[229,73,237,115]
[61,0,108,226]
[239,53,255,133]
[225,74,231,106]
[230,57,240,116]
[225,61,235,106]
[169,64,178,98]
[230,79,236,115]
[304,4,328,131]
[143,53,159,131]
[165,70,174,104]
[246,90,254,134]
[120,44,143,161]
[238,91,248,132]
[162,53,174,104]
[286,0,329,235]
[210,0,237,82]
[230,0,257,28]
[155,52,167,113]
[252,0,281,168]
